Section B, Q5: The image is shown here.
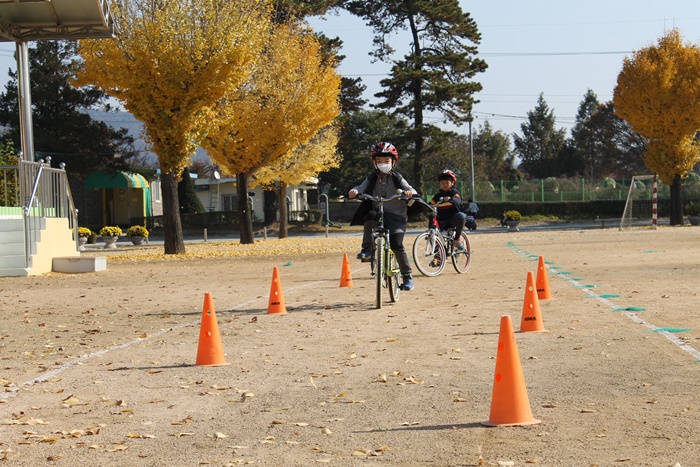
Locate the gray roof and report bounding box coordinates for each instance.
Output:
[0,0,115,42]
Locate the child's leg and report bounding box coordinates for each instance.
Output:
[389,231,412,276]
[452,212,467,238]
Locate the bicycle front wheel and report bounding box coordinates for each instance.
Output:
[388,250,401,302]
[375,237,384,309]
[412,232,446,276]
[451,232,472,274]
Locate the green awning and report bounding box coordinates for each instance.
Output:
[85,171,150,189]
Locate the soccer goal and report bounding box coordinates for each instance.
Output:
[620,175,658,230]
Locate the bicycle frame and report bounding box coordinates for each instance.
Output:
[357,192,404,309]
[412,206,471,276]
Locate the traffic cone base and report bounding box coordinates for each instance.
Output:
[520,271,547,333]
[340,253,354,287]
[268,266,287,314]
[536,256,553,300]
[196,292,228,366]
[482,315,541,427]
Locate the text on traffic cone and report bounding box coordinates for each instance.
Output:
[267,266,287,314]
[196,292,227,366]
[482,315,541,426]
[520,271,547,333]
[340,253,354,287]
[536,256,553,300]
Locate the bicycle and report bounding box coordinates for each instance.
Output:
[356,192,407,309]
[412,205,472,276]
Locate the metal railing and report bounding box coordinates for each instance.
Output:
[423,176,700,203]
[19,158,78,268]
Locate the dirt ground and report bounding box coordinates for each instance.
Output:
[1,225,700,466]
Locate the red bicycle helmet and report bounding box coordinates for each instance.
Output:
[370,142,399,161]
[438,169,457,184]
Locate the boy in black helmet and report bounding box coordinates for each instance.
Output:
[348,142,417,291]
[430,170,467,249]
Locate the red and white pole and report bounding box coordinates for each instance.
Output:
[652,175,658,229]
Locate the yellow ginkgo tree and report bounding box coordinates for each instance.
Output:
[74,0,270,253]
[253,125,340,238]
[614,29,700,225]
[203,22,340,243]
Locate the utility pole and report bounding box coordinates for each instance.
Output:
[469,118,475,200]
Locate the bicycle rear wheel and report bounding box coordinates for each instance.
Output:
[388,250,401,302]
[412,232,446,276]
[451,232,472,273]
[375,237,384,309]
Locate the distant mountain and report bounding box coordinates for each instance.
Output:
[86,109,211,162]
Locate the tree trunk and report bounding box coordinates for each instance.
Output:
[278,182,289,239]
[670,173,684,226]
[160,170,186,254]
[237,173,254,244]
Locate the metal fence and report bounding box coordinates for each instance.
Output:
[422,176,700,203]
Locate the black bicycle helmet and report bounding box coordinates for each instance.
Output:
[438,169,457,184]
[370,142,399,161]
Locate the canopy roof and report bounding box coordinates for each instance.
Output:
[85,171,149,190]
[0,0,115,42]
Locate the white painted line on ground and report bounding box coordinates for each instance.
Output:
[550,269,700,362]
[1,267,372,401]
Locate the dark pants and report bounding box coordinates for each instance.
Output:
[362,211,412,276]
[439,212,467,239]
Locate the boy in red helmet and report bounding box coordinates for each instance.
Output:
[348,142,417,291]
[430,169,467,249]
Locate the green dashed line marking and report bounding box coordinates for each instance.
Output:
[611,307,645,312]
[558,271,572,275]
[573,284,595,289]
[598,294,620,299]
[550,266,563,269]
[651,328,691,333]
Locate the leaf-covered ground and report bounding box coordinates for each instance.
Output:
[2,228,700,466]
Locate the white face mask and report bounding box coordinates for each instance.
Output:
[376,162,392,174]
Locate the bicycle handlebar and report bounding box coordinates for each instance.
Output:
[356,192,410,202]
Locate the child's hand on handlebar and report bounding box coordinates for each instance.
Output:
[348,189,359,199]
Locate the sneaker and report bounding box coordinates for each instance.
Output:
[454,238,466,250]
[357,248,372,262]
[429,256,442,267]
[401,274,414,291]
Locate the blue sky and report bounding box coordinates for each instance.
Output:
[0,1,699,143]
[308,0,700,138]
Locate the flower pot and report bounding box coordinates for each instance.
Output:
[506,219,520,231]
[78,236,87,251]
[130,235,146,245]
[103,236,119,249]
[688,216,700,226]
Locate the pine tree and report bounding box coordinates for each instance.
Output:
[178,168,205,214]
[512,94,567,178]
[0,41,137,175]
[343,0,487,193]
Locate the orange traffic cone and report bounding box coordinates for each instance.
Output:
[340,253,354,287]
[520,271,547,333]
[196,292,227,366]
[267,266,287,314]
[536,256,552,300]
[482,315,541,427]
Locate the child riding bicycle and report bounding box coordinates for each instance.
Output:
[348,142,417,291]
[429,170,467,250]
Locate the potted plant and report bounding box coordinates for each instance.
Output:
[685,201,700,225]
[126,225,149,245]
[78,227,92,250]
[504,210,522,231]
[99,226,122,249]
